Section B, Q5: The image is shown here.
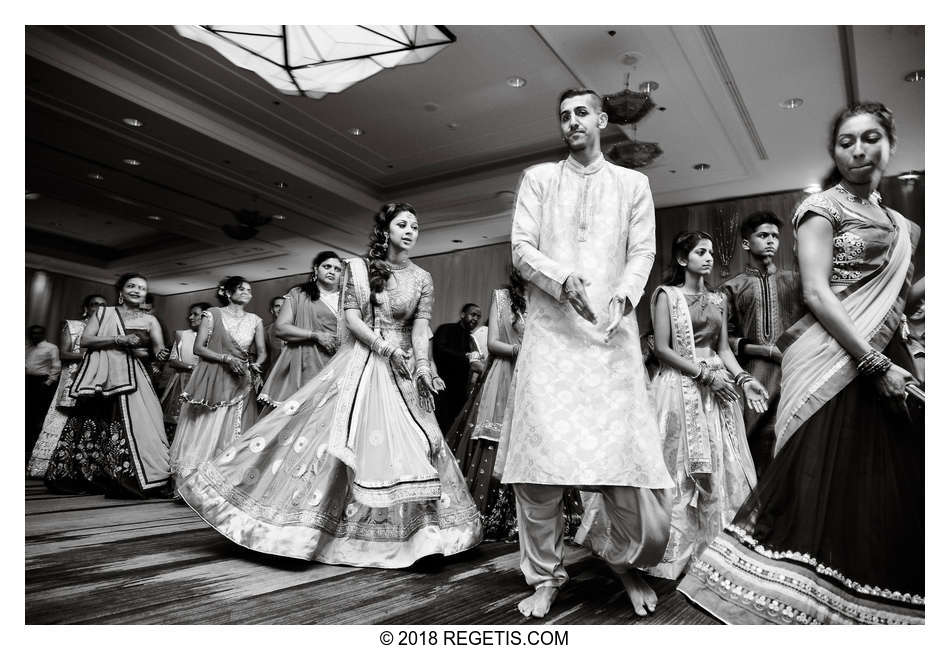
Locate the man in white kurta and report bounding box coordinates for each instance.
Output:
[499,89,673,618]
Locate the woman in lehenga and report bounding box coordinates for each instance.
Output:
[160,302,209,438]
[444,270,582,541]
[257,251,343,413]
[642,232,766,580]
[27,294,108,478]
[179,202,482,567]
[45,273,172,497]
[169,279,264,492]
[678,103,924,624]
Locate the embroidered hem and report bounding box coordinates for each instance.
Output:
[180,389,252,410]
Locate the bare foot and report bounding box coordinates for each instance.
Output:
[517,586,559,618]
[618,570,657,616]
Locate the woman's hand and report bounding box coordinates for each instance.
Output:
[390,349,411,379]
[742,378,770,413]
[432,376,446,392]
[156,347,170,361]
[248,362,263,375]
[709,373,740,405]
[512,343,521,359]
[223,355,245,375]
[115,333,140,348]
[314,331,338,354]
[874,364,917,418]
[416,374,441,412]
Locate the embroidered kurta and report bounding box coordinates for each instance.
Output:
[499,154,673,488]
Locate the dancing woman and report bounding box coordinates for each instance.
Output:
[160,302,209,434]
[46,273,171,497]
[643,232,765,579]
[179,203,482,567]
[679,103,924,624]
[258,251,343,411]
[27,294,107,478]
[169,279,264,490]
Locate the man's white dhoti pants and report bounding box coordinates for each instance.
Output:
[513,484,672,589]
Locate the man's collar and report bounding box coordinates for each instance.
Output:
[744,263,776,277]
[565,152,606,175]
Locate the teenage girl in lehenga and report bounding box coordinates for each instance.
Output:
[444,270,582,540]
[45,273,171,497]
[258,251,343,413]
[643,231,766,579]
[679,103,924,624]
[27,294,107,478]
[161,302,209,438]
[179,202,481,568]
[169,278,264,492]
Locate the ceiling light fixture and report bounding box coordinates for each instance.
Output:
[25,192,41,200]
[506,76,526,88]
[179,282,189,285]
[780,97,804,110]
[423,102,440,112]
[693,163,711,171]
[904,70,924,83]
[272,214,286,220]
[347,127,364,136]
[88,172,104,181]
[175,25,456,99]
[638,81,659,93]
[447,122,459,130]
[123,158,142,166]
[898,170,922,182]
[275,181,288,189]
[803,184,822,194]
[147,215,163,221]
[123,118,144,127]
[452,239,463,243]
[619,51,641,67]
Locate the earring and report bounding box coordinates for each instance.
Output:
[118,295,125,305]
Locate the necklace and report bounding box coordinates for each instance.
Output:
[834,183,881,206]
[386,260,409,271]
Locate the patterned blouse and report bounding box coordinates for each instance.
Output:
[793,185,908,289]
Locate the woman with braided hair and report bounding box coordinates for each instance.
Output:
[179,202,482,567]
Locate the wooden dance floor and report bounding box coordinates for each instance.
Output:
[25,480,715,625]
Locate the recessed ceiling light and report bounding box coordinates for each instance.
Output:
[495,190,515,199]
[25,192,41,200]
[176,262,186,266]
[347,127,364,136]
[277,266,288,271]
[88,172,104,181]
[669,170,677,174]
[693,163,711,171]
[619,51,641,66]
[447,122,460,130]
[423,102,440,112]
[506,76,526,88]
[803,184,822,194]
[179,282,189,285]
[639,81,659,93]
[452,239,463,243]
[272,214,286,221]
[122,118,144,127]
[147,215,162,221]
[780,98,804,110]
[123,158,142,166]
[275,181,288,189]
[904,70,924,83]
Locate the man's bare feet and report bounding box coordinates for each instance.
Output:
[618,570,658,616]
[517,586,559,618]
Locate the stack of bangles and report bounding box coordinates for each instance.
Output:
[734,371,754,389]
[369,335,396,359]
[690,360,715,386]
[856,349,892,376]
[413,358,432,382]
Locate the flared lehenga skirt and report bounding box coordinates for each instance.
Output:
[179,346,482,568]
[644,359,756,579]
[678,335,924,624]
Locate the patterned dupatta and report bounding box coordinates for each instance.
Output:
[774,211,914,454]
[651,286,713,477]
[69,306,137,398]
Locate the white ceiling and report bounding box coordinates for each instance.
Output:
[25,25,924,294]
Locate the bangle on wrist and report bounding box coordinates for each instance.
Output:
[689,360,706,380]
[856,349,892,377]
[113,335,121,347]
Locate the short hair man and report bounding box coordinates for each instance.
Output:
[25,325,61,462]
[432,303,483,432]
[499,88,673,619]
[720,210,804,475]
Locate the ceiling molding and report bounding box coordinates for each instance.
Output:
[699,26,769,161]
